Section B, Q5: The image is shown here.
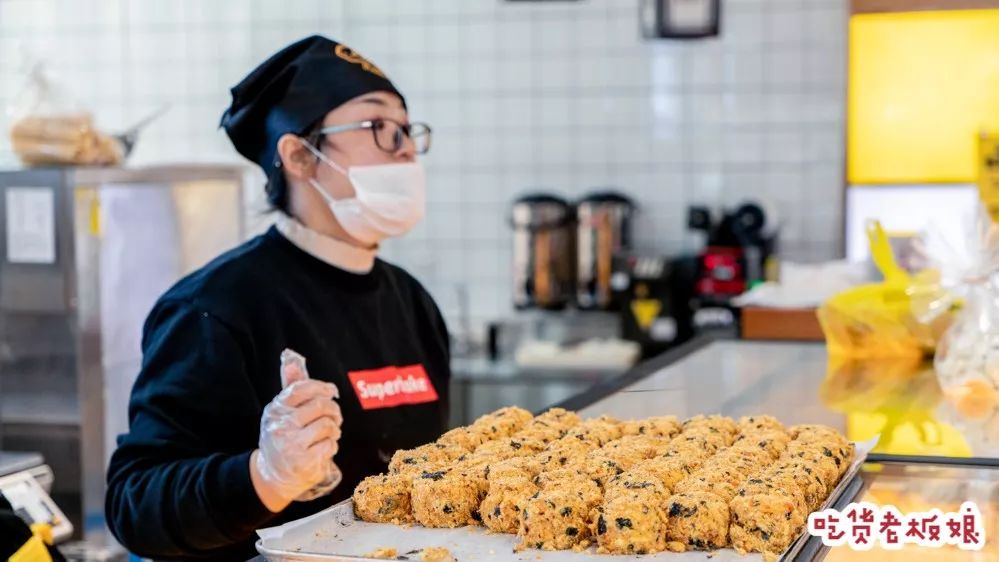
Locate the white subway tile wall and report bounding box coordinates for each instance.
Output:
[0,0,848,340]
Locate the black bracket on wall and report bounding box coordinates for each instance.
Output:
[641,0,721,39]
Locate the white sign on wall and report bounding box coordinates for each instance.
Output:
[5,187,56,264]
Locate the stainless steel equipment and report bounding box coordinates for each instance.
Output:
[0,165,249,556]
[511,194,575,310]
[575,191,635,310]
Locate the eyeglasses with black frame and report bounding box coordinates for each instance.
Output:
[317,118,432,155]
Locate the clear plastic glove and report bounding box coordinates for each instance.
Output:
[280,349,344,501]
[253,349,343,506]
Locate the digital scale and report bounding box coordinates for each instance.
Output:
[0,450,74,543]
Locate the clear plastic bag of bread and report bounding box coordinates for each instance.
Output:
[933,207,999,426]
[7,62,123,167]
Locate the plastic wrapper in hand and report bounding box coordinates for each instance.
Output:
[818,220,955,358]
[933,209,999,441]
[279,349,343,502]
[6,63,123,166]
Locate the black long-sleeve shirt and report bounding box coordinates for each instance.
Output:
[105,226,450,561]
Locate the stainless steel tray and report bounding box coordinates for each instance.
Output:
[256,437,877,562]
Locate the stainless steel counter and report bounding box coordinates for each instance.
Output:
[571,338,999,464]
[571,337,999,560]
[823,461,999,562]
[577,339,841,424]
[449,357,623,427]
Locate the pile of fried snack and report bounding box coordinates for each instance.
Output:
[353,407,854,558]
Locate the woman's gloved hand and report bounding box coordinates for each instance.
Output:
[250,352,343,512]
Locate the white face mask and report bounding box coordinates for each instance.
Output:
[298,139,426,247]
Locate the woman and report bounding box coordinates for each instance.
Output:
[105,35,449,561]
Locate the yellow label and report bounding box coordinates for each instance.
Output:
[74,188,101,237]
[89,196,101,236]
[630,299,662,330]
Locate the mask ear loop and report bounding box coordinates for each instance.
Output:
[297,137,350,205]
[297,137,349,176]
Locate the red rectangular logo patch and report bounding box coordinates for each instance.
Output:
[347,364,439,410]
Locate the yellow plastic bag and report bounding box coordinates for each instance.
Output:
[818,220,955,358]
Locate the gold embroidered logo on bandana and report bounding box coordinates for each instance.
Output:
[333,44,386,78]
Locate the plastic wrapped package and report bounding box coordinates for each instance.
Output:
[818,220,955,358]
[7,64,123,166]
[935,281,999,420]
[933,210,999,443]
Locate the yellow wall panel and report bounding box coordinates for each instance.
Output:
[848,10,999,184]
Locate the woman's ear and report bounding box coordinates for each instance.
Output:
[276,133,316,181]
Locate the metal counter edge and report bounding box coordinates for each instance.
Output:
[547,331,731,413]
[549,333,999,469]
